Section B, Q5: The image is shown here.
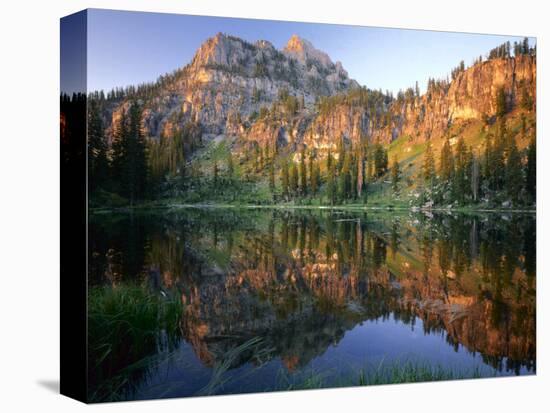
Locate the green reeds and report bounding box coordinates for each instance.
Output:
[87,284,182,402]
[280,360,486,391]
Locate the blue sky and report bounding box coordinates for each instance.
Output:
[67,9,535,95]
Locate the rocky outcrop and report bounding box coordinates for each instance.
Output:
[107,33,359,141]
[376,54,537,144]
[238,54,536,157]
[104,34,536,160]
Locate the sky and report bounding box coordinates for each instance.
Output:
[62,8,535,95]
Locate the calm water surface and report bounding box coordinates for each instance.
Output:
[88,208,536,401]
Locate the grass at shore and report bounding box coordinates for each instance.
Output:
[87,284,183,402]
[282,362,487,391]
[86,284,501,401]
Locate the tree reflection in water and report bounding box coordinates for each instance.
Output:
[88,209,536,401]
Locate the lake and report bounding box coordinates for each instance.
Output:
[88,208,536,401]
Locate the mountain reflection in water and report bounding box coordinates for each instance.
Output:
[88,209,536,401]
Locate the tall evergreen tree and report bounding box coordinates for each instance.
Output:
[505,140,523,204]
[521,84,533,110]
[356,144,365,198]
[483,134,493,190]
[227,153,234,182]
[327,163,336,205]
[310,156,320,196]
[350,151,358,200]
[391,155,401,194]
[290,161,299,196]
[439,139,455,183]
[339,152,351,201]
[522,37,529,55]
[471,151,480,203]
[423,141,436,186]
[483,134,505,193]
[178,144,186,188]
[88,99,109,192]
[210,162,217,188]
[453,137,471,204]
[281,161,290,200]
[269,162,275,194]
[496,87,507,118]
[313,162,321,196]
[337,136,345,173]
[492,121,507,191]
[526,138,536,203]
[300,149,307,195]
[125,102,147,203]
[373,144,388,178]
[111,108,128,190]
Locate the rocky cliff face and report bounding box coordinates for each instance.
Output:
[105,34,536,157]
[108,33,359,140]
[300,54,536,152]
[376,54,537,144]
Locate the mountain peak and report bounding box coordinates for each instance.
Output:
[284,34,332,67]
[285,34,313,53]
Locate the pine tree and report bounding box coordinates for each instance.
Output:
[337,136,345,172]
[391,155,400,194]
[505,140,523,205]
[281,161,290,200]
[300,149,307,196]
[350,151,357,200]
[290,161,299,196]
[496,87,507,118]
[423,141,436,186]
[526,138,536,203]
[366,146,374,180]
[484,133,504,193]
[439,139,455,183]
[327,163,336,205]
[227,153,234,182]
[88,99,109,192]
[269,162,275,194]
[521,84,533,110]
[111,108,128,190]
[339,152,351,202]
[452,137,470,204]
[310,156,319,196]
[327,150,333,172]
[492,120,507,191]
[483,134,493,190]
[124,102,147,203]
[356,145,365,198]
[213,161,219,186]
[314,162,321,196]
[178,145,186,188]
[522,37,529,55]
[373,144,388,177]
[471,151,480,203]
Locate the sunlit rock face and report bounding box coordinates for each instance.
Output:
[103,34,535,161]
[105,33,358,141]
[372,54,537,144]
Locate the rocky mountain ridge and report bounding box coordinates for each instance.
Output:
[107,32,358,140]
[104,33,536,158]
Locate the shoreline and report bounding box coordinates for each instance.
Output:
[89,202,536,215]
